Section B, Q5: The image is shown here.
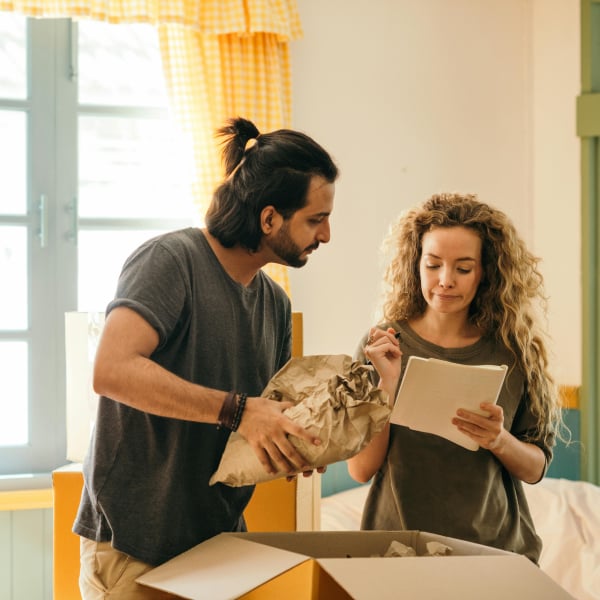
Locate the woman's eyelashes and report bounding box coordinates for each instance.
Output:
[424,263,473,274]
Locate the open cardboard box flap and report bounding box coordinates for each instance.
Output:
[137,533,308,600]
[137,530,575,600]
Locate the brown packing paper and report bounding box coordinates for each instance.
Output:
[209,354,391,487]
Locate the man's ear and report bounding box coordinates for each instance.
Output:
[260,206,281,234]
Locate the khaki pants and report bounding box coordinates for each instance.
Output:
[79,538,178,599]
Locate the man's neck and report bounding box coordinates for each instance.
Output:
[202,228,267,287]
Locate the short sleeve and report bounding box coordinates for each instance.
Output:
[511,392,555,480]
[107,238,189,348]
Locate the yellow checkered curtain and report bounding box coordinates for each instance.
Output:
[0,0,301,294]
[0,0,300,28]
[158,22,299,292]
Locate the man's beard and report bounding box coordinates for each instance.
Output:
[267,224,318,268]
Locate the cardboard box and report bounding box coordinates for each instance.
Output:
[137,530,575,600]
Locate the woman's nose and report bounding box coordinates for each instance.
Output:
[439,269,455,288]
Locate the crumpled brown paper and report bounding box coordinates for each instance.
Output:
[381,540,453,558]
[209,354,391,487]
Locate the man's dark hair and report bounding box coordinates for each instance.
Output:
[205,117,339,251]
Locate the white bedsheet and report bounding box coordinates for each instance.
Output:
[320,477,600,600]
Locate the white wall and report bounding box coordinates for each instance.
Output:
[531,0,581,385]
[289,0,581,385]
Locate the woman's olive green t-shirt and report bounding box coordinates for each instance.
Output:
[357,321,553,564]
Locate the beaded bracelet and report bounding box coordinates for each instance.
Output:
[231,393,248,432]
[217,391,248,431]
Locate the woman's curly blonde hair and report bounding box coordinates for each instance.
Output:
[381,192,563,444]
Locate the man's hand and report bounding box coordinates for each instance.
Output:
[236,397,321,475]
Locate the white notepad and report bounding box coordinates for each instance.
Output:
[390,356,508,451]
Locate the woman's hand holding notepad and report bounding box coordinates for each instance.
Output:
[390,356,508,451]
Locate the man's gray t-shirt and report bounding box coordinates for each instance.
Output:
[73,228,292,565]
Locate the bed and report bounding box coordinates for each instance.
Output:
[320,475,600,600]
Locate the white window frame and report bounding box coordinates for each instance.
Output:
[0,16,192,475]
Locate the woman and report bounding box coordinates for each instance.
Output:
[347,193,564,563]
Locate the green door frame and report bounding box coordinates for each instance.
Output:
[577,0,600,484]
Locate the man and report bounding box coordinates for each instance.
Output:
[74,117,339,599]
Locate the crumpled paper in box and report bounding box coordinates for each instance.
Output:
[209,354,391,487]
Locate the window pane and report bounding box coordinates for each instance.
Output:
[78,115,194,219]
[0,226,27,330]
[78,229,167,312]
[78,20,167,107]
[0,13,27,100]
[0,342,28,446]
[0,111,27,215]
